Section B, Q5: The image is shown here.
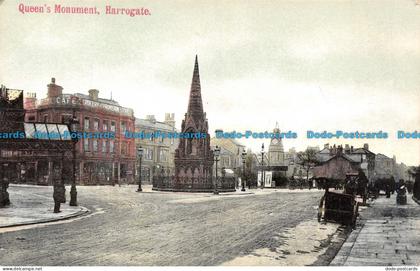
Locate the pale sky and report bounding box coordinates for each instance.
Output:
[1,0,419,165]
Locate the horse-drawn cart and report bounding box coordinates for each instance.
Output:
[317,191,359,227]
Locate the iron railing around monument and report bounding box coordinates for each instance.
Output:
[152,175,236,191]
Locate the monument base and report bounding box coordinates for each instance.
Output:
[152,187,236,193]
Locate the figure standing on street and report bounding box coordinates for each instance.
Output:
[396,179,407,205]
[0,178,10,207]
[53,179,66,213]
[385,183,391,198]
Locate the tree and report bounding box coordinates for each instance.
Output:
[245,150,257,187]
[407,166,420,178]
[296,148,319,181]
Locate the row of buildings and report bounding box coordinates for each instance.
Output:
[9,60,247,186]
[313,143,410,183]
[18,78,180,185]
[2,60,413,187]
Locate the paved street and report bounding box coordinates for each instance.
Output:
[0,185,88,228]
[0,185,342,266]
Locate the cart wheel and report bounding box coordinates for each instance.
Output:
[352,202,359,228]
[318,195,325,222]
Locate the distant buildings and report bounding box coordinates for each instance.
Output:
[134,114,178,183]
[313,145,360,182]
[211,130,246,173]
[374,153,409,182]
[24,78,136,185]
[314,143,409,184]
[317,143,375,181]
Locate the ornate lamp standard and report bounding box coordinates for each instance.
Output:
[241,149,247,191]
[261,143,265,190]
[69,111,79,206]
[213,145,220,195]
[137,146,144,192]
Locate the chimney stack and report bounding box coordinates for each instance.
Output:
[47,77,63,98]
[363,143,369,150]
[24,92,37,110]
[345,144,350,154]
[146,115,156,123]
[164,113,175,127]
[88,89,99,101]
[337,145,343,155]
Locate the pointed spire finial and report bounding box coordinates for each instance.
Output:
[187,55,204,120]
[193,55,199,83]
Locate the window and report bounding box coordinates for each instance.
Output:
[61,114,72,124]
[84,117,90,130]
[103,120,108,131]
[102,140,107,153]
[145,148,153,160]
[28,116,36,122]
[93,140,98,152]
[43,115,48,122]
[110,121,116,132]
[222,156,230,167]
[110,141,114,153]
[121,142,127,155]
[93,119,99,130]
[159,149,168,162]
[84,139,90,152]
[121,121,126,134]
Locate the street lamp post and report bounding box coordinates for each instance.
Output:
[241,149,247,192]
[213,145,220,195]
[261,143,265,190]
[137,146,144,192]
[69,111,79,206]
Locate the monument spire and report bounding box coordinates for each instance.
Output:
[157,56,234,193]
[187,55,204,121]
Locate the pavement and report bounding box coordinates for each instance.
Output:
[330,193,420,266]
[0,184,89,228]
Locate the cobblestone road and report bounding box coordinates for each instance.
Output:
[0,185,340,266]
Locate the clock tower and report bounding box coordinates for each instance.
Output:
[268,122,285,167]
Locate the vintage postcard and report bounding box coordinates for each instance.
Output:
[0,0,419,269]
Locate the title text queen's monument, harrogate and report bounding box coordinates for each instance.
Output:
[153,56,235,192]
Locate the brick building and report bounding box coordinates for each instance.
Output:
[24,78,136,185]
